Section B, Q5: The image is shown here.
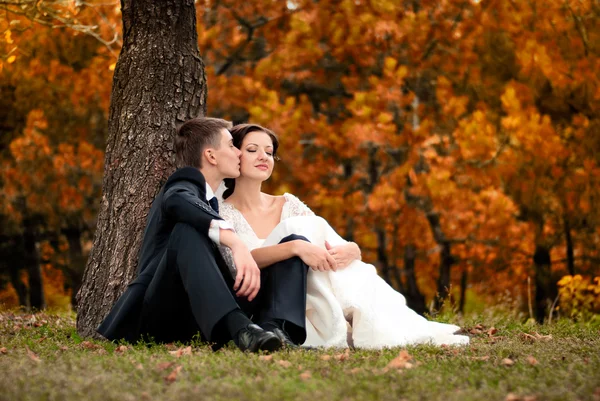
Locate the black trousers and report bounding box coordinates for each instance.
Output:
[139,223,309,345]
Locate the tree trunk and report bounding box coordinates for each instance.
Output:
[64,228,86,307]
[76,0,207,338]
[459,267,467,314]
[564,216,575,276]
[403,244,427,316]
[533,244,556,323]
[24,225,45,310]
[8,262,28,307]
[376,228,392,285]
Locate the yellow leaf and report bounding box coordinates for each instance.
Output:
[7,55,16,64]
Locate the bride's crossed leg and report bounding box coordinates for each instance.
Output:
[262,216,469,349]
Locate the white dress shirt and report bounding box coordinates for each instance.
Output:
[206,183,233,246]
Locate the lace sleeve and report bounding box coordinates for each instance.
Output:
[282,193,316,219]
[216,201,240,278]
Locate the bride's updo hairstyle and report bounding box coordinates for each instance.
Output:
[223,123,280,199]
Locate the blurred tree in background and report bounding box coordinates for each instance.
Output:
[1,0,598,323]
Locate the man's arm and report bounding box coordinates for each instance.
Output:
[162,181,221,236]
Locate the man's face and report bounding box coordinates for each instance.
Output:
[213,128,241,178]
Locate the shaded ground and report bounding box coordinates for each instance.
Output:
[0,310,599,401]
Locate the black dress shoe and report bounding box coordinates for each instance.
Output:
[272,328,298,348]
[236,324,282,353]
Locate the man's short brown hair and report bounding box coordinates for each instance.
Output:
[175,117,233,168]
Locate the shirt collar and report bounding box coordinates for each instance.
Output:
[205,182,215,201]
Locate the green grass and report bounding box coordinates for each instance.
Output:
[1,310,599,401]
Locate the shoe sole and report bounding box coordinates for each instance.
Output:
[258,335,283,352]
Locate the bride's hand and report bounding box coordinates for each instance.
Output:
[294,241,337,272]
[325,241,361,269]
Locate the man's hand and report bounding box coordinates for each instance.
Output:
[231,244,261,301]
[325,241,361,269]
[293,241,337,272]
[221,229,261,301]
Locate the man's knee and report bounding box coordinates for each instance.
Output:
[279,234,309,244]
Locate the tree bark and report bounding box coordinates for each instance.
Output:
[76,0,207,338]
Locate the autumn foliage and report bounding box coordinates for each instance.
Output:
[1,0,599,320]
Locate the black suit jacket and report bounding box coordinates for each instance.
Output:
[97,167,224,342]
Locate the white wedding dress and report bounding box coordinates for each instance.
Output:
[218,193,469,349]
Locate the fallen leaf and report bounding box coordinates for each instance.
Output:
[386,350,414,370]
[501,358,515,366]
[95,348,108,355]
[299,370,312,380]
[164,365,182,383]
[320,355,331,361]
[59,346,68,351]
[81,341,100,350]
[349,367,362,374]
[156,361,176,371]
[505,393,520,401]
[169,346,192,358]
[526,356,538,366]
[533,332,552,341]
[136,363,144,370]
[115,345,128,354]
[0,347,7,354]
[523,396,537,401]
[258,355,273,361]
[334,349,350,361]
[471,355,490,361]
[26,346,41,363]
[487,327,498,336]
[277,360,292,368]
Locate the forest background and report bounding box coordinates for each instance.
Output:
[0,0,599,324]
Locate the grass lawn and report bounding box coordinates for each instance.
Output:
[1,310,599,401]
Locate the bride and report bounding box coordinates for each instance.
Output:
[217,123,469,349]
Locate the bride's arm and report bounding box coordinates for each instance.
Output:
[250,242,299,268]
[252,241,337,271]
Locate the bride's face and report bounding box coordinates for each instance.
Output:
[239,131,275,181]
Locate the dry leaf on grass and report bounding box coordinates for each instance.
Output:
[59,346,68,351]
[0,347,7,354]
[26,346,41,363]
[80,341,101,350]
[169,346,192,358]
[115,345,129,354]
[258,355,273,361]
[521,332,553,342]
[386,350,414,370]
[501,358,515,366]
[526,355,538,365]
[164,365,182,384]
[471,356,490,361]
[95,348,108,355]
[334,349,350,361]
[320,355,331,361]
[348,367,362,374]
[136,363,144,370]
[487,327,498,336]
[156,361,176,371]
[277,360,292,368]
[299,370,312,380]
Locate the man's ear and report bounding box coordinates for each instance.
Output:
[203,148,218,166]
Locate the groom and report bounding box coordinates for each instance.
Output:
[97,117,309,352]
